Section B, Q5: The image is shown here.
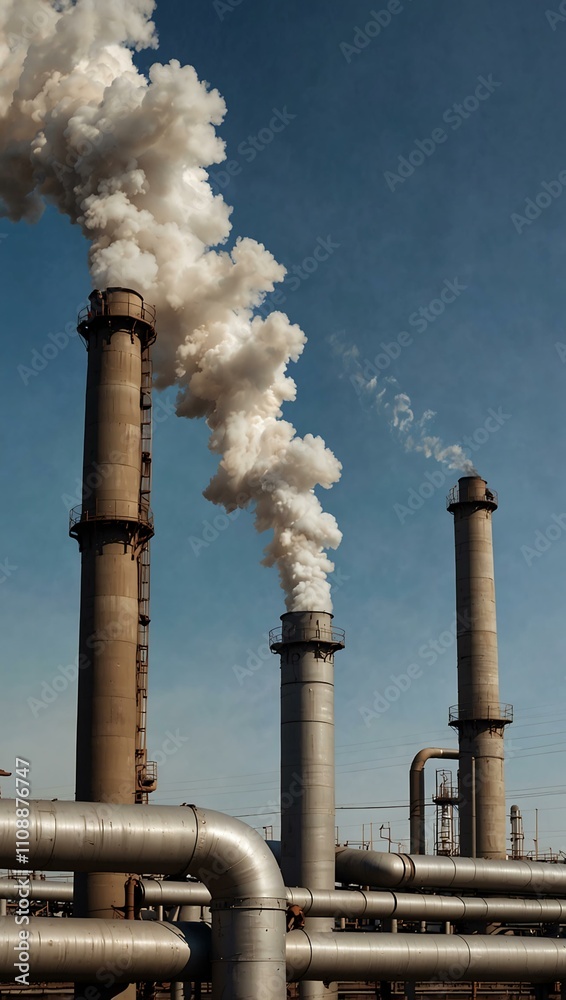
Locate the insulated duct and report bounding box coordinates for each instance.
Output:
[0,879,73,903]
[336,847,566,894]
[0,917,210,982]
[409,748,459,854]
[138,881,566,924]
[6,920,566,985]
[285,931,566,983]
[0,801,287,1000]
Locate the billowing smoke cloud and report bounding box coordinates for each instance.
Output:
[0,0,342,611]
[332,337,476,474]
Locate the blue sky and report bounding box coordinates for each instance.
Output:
[2,0,566,856]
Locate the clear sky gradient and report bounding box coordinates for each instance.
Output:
[2,0,566,856]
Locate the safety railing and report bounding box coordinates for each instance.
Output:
[446,485,498,509]
[449,703,513,725]
[269,625,345,647]
[78,289,157,328]
[69,500,153,532]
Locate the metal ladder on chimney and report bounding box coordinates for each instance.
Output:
[135,349,157,803]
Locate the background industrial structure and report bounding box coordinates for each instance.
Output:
[1,287,565,1000]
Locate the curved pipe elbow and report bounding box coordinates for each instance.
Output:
[410,747,459,774]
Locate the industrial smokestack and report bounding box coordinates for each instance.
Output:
[510,804,525,860]
[70,287,157,925]
[270,611,344,1000]
[447,476,511,860]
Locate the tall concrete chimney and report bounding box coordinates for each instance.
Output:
[447,475,512,860]
[70,287,157,925]
[270,611,345,1000]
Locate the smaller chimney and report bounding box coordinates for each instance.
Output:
[447,476,512,860]
[270,611,344,1000]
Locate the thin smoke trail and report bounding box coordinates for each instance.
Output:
[332,336,477,474]
[0,0,342,611]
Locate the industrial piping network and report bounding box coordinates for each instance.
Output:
[5,802,566,988]
[9,875,566,924]
[2,287,562,998]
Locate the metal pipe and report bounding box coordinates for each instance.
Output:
[71,288,157,926]
[409,748,459,854]
[140,882,566,924]
[0,917,210,981]
[270,610,345,1000]
[7,918,566,985]
[447,477,511,859]
[0,878,73,902]
[0,800,287,1000]
[139,881,212,908]
[289,888,566,923]
[336,847,566,895]
[285,932,566,984]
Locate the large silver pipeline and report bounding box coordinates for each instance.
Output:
[0,878,73,903]
[0,918,210,982]
[336,847,566,894]
[5,920,566,985]
[409,748,459,854]
[286,931,566,983]
[0,801,287,1000]
[140,881,566,923]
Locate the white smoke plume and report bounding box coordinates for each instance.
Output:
[332,336,476,474]
[0,0,342,611]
